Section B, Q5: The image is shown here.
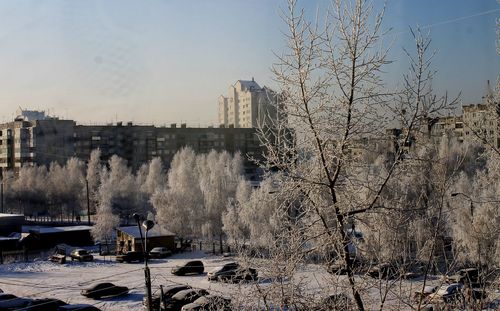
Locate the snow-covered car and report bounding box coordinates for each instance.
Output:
[367,262,399,279]
[207,262,257,282]
[0,293,33,310]
[22,298,67,310]
[181,295,232,311]
[143,284,192,309]
[149,247,172,259]
[445,268,479,284]
[163,289,209,311]
[428,283,463,303]
[171,260,204,276]
[70,249,94,262]
[80,283,129,299]
[115,251,144,263]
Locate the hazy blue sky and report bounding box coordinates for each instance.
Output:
[0,0,498,125]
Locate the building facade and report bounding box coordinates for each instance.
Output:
[0,116,265,176]
[218,79,278,128]
[425,81,499,148]
[0,118,75,174]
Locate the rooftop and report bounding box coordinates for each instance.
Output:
[117,226,175,238]
[22,225,92,234]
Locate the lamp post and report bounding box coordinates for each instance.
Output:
[133,213,154,311]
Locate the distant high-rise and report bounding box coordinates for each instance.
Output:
[218,78,278,128]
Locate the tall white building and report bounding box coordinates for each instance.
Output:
[218,79,278,128]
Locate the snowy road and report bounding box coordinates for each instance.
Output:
[0,250,479,310]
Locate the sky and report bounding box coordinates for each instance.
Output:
[0,0,498,126]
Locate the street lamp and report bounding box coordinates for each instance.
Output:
[133,213,154,311]
[451,192,474,217]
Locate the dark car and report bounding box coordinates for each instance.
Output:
[58,304,101,311]
[116,251,144,263]
[149,247,172,259]
[181,295,232,311]
[171,261,204,276]
[428,283,463,303]
[144,285,192,309]
[163,289,209,311]
[0,293,33,310]
[81,283,129,299]
[20,298,67,311]
[207,262,257,282]
[446,268,480,285]
[367,262,399,279]
[70,249,94,262]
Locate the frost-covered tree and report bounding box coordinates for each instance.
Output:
[153,148,203,241]
[8,166,48,216]
[86,149,102,216]
[198,150,243,252]
[92,166,119,244]
[222,178,252,246]
[98,155,137,224]
[451,150,500,269]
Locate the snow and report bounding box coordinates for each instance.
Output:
[117,226,175,238]
[22,225,92,234]
[0,251,254,311]
[1,252,498,310]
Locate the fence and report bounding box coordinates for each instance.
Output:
[0,249,53,265]
[192,240,232,255]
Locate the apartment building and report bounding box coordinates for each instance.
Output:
[429,81,499,148]
[218,78,279,128]
[0,117,75,175]
[74,122,263,171]
[0,112,265,176]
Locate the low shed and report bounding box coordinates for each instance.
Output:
[116,226,175,255]
[21,225,93,250]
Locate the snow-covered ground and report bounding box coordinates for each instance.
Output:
[0,251,498,310]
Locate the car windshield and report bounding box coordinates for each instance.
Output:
[79,250,88,255]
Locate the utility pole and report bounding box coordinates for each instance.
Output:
[1,182,3,214]
[133,213,153,311]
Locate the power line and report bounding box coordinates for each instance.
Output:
[392,8,500,37]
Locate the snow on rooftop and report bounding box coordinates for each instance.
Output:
[22,225,92,234]
[117,226,175,238]
[0,213,24,218]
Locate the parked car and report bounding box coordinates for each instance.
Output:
[171,261,205,276]
[149,247,172,259]
[327,262,349,275]
[21,298,67,311]
[207,262,257,282]
[446,268,480,285]
[413,286,438,303]
[367,262,399,279]
[58,304,101,311]
[70,249,94,262]
[144,285,192,309]
[163,289,209,311]
[181,295,232,311]
[0,293,33,310]
[116,251,144,263]
[81,283,129,299]
[428,283,463,303]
